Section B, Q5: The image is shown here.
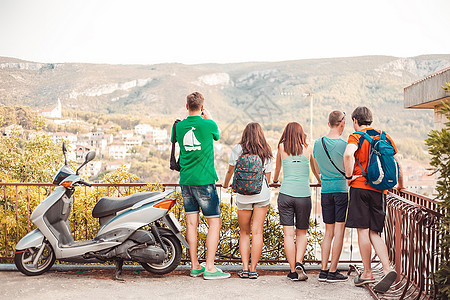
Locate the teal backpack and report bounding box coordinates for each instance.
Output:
[355,130,398,191]
[232,155,264,195]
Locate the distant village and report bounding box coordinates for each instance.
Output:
[1,99,436,196]
[1,99,170,180]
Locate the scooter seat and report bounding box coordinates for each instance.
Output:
[92,192,161,218]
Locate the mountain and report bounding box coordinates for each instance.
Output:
[1,55,450,141]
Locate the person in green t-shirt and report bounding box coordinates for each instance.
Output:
[171,92,230,280]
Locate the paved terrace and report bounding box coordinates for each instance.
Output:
[1,265,372,300]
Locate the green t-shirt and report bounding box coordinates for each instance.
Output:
[171,116,219,185]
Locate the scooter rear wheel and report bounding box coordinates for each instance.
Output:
[14,241,56,276]
[141,234,181,275]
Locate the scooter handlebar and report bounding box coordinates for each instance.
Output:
[79,181,92,187]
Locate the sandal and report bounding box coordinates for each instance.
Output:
[248,272,259,279]
[238,270,249,278]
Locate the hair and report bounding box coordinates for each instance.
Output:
[351,106,373,126]
[239,122,273,164]
[329,110,345,127]
[186,92,204,111]
[278,122,308,156]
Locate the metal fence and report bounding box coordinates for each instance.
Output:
[349,190,443,300]
[0,182,444,299]
[1,182,346,263]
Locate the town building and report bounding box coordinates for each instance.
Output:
[35,98,62,119]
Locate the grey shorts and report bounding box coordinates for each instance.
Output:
[236,199,270,210]
[277,193,311,230]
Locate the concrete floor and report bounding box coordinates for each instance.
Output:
[1,267,373,300]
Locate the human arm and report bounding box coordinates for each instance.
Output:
[273,147,282,183]
[210,120,219,141]
[343,143,360,185]
[222,165,235,189]
[265,172,271,184]
[202,108,213,120]
[310,156,321,184]
[394,154,405,190]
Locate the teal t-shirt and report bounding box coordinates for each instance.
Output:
[313,137,348,193]
[280,154,311,197]
[172,116,219,186]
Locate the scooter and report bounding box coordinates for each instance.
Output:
[14,142,188,280]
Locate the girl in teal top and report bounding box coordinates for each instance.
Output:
[273,122,320,281]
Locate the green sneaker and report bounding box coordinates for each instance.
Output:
[190,265,205,277]
[203,267,231,280]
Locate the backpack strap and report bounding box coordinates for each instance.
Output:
[321,137,345,176]
[170,119,181,171]
[353,131,374,178]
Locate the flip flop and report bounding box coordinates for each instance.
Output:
[373,270,397,293]
[248,272,259,279]
[238,270,249,278]
[354,275,376,286]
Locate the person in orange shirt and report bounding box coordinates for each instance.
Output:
[343,106,404,293]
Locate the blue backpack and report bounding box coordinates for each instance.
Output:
[355,130,399,191]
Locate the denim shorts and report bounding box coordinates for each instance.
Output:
[236,199,270,210]
[180,184,220,218]
[321,192,348,224]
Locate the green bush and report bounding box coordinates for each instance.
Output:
[425,100,450,299]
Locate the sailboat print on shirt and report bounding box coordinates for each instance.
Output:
[183,127,202,151]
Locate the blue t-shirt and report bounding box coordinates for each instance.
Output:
[313,137,348,194]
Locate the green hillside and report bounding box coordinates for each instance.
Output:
[1,54,449,144]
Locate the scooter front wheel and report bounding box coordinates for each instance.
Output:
[141,234,181,275]
[14,241,55,276]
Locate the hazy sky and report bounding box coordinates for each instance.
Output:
[1,0,449,65]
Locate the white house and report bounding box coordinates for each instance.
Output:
[135,124,153,136]
[37,99,62,119]
[49,132,78,144]
[145,128,168,144]
[108,143,128,159]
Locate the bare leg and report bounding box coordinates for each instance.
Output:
[357,228,374,279]
[237,209,252,271]
[369,230,392,274]
[205,217,221,272]
[329,222,345,272]
[186,213,201,270]
[321,223,335,271]
[295,229,307,263]
[283,226,296,272]
[249,205,268,272]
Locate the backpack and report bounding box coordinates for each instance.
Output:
[355,130,398,191]
[170,119,181,171]
[231,155,264,195]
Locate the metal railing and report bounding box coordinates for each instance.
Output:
[1,182,353,263]
[0,182,443,299]
[350,189,443,300]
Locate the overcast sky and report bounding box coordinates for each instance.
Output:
[0,0,449,65]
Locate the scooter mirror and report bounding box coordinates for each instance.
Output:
[62,142,67,153]
[85,151,96,163]
[76,151,96,175]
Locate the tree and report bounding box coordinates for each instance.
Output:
[0,127,62,183]
[426,99,450,299]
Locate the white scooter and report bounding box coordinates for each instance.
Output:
[14,142,188,280]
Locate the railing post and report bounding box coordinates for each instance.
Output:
[394,205,401,282]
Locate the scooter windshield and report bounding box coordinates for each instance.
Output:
[53,165,76,185]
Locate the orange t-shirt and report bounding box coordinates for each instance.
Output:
[347,128,398,193]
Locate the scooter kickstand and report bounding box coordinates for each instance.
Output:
[113,259,125,282]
